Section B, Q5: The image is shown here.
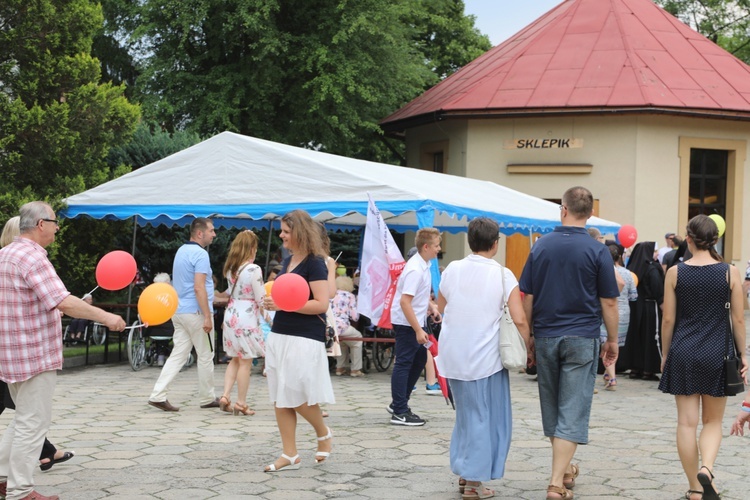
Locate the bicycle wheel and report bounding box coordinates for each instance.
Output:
[373,328,395,372]
[91,323,107,345]
[127,321,146,371]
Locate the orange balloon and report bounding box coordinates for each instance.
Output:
[630,271,639,288]
[138,283,178,326]
[264,281,273,296]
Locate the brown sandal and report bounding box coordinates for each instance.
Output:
[219,395,232,413]
[684,490,703,500]
[563,463,579,488]
[233,402,255,416]
[546,484,574,500]
[462,482,495,499]
[458,477,467,493]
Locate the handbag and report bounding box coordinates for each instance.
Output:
[499,272,527,370]
[723,266,745,396]
[320,306,341,357]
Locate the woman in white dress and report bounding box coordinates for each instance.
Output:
[219,230,266,416]
[262,210,334,472]
[437,217,531,499]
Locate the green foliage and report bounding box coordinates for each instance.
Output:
[0,0,140,205]
[106,122,202,169]
[410,0,492,79]
[92,0,489,162]
[0,0,140,292]
[658,0,750,62]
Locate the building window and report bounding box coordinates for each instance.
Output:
[678,138,743,263]
[688,149,727,220]
[432,151,444,173]
[420,140,448,173]
[688,148,728,256]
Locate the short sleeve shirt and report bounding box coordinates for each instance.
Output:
[436,254,518,380]
[173,242,214,314]
[390,253,432,328]
[331,290,358,335]
[0,238,70,383]
[272,255,329,342]
[519,226,620,338]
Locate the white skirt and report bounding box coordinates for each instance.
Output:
[266,332,335,408]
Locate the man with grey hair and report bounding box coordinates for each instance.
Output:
[0,201,126,500]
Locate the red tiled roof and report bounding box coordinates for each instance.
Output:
[381,0,750,132]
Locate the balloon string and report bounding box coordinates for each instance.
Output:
[87,285,99,296]
[124,323,148,330]
[334,251,342,262]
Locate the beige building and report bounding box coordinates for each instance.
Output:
[381,0,750,277]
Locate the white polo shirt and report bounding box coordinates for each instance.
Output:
[390,253,431,328]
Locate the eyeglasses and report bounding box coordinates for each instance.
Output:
[39,218,58,225]
[559,205,567,211]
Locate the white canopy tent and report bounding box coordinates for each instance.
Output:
[61,131,620,235]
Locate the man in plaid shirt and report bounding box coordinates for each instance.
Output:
[0,202,125,500]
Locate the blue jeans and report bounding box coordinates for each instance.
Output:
[390,324,427,415]
[535,336,599,444]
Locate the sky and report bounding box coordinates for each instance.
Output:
[464,0,563,46]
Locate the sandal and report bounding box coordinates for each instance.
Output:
[546,484,574,499]
[684,490,703,500]
[602,373,610,385]
[314,427,333,464]
[232,402,255,416]
[458,477,467,493]
[264,453,300,472]
[563,463,579,489]
[697,466,719,500]
[39,450,75,471]
[219,395,232,413]
[605,378,617,391]
[462,482,495,499]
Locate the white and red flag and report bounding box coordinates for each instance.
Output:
[357,194,405,328]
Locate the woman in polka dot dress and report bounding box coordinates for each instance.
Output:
[659,215,747,500]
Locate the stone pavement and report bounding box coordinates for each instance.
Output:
[2,354,750,499]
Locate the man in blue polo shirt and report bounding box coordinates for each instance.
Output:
[148,217,220,412]
[519,186,619,500]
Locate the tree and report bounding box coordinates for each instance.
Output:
[0,0,140,207]
[0,0,140,293]
[658,0,750,63]
[106,122,201,169]
[94,0,489,163]
[411,0,491,79]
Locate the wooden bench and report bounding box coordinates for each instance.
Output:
[338,336,395,343]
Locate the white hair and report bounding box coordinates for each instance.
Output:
[153,272,171,284]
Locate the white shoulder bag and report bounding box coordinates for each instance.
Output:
[499,271,527,370]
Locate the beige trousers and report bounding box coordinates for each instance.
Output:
[336,325,363,371]
[0,370,56,500]
[149,313,216,405]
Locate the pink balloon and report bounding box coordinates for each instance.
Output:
[618,225,638,248]
[271,273,309,312]
[95,251,137,291]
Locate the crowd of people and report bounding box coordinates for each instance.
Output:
[2,191,750,500]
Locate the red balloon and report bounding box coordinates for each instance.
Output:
[271,273,309,312]
[96,251,137,291]
[618,225,638,248]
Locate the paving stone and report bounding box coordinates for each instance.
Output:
[1,329,749,499]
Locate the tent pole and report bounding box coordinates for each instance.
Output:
[125,215,137,325]
[264,219,274,279]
